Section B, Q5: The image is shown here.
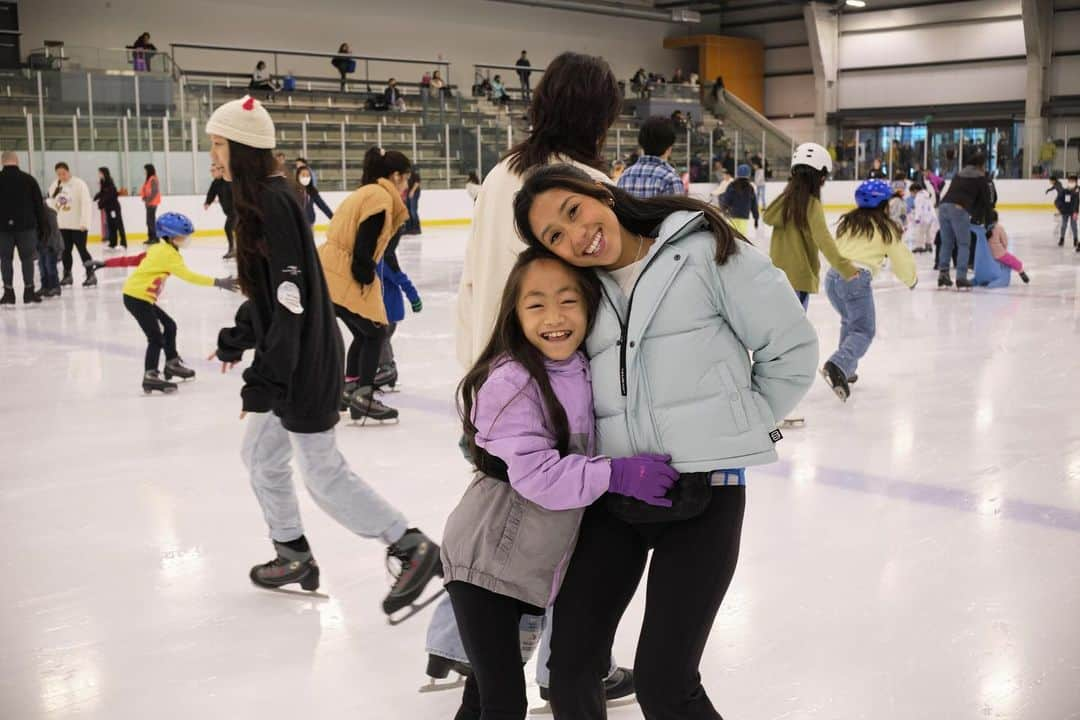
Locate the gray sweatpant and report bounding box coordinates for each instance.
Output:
[242,412,408,545]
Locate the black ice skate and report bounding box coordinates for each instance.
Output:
[349,386,399,423]
[383,528,443,624]
[937,270,953,289]
[374,364,399,391]
[82,270,97,288]
[535,667,637,715]
[955,276,973,291]
[419,654,473,693]
[142,370,178,394]
[164,357,196,381]
[1019,271,1030,284]
[60,272,73,287]
[250,540,321,592]
[23,286,41,304]
[340,380,358,412]
[821,361,850,402]
[0,287,14,306]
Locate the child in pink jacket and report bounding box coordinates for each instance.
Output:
[986,210,1030,284]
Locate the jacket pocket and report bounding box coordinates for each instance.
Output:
[494,493,526,568]
[716,362,750,433]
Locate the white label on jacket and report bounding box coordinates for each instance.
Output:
[276,281,304,314]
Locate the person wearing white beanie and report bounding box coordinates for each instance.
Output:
[205,95,444,620]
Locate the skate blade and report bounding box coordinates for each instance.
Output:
[257,585,331,600]
[387,586,446,626]
[418,675,468,694]
[819,368,848,403]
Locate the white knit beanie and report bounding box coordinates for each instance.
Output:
[205,95,276,149]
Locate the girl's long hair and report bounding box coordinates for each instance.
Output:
[836,205,901,244]
[98,167,115,189]
[144,163,157,180]
[458,247,602,463]
[506,52,621,176]
[513,164,744,266]
[228,139,279,296]
[772,165,825,235]
[361,147,412,186]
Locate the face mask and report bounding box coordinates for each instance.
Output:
[299,175,311,186]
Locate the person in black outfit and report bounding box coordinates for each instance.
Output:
[0,151,47,305]
[204,164,235,259]
[331,43,353,92]
[296,165,333,228]
[515,50,532,103]
[94,167,126,249]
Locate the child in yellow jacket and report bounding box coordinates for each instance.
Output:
[86,212,237,393]
[821,180,917,402]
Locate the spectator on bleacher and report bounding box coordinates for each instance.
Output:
[384,78,407,113]
[670,110,687,133]
[274,152,287,173]
[672,67,686,84]
[404,171,422,235]
[131,32,156,72]
[249,61,277,98]
[298,166,333,229]
[465,171,481,202]
[430,70,450,99]
[140,164,161,245]
[332,43,354,92]
[449,51,634,708]
[617,116,685,199]
[204,165,235,259]
[490,75,510,107]
[516,51,533,102]
[631,68,649,98]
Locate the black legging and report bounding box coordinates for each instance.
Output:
[447,581,543,720]
[548,486,745,720]
[60,229,92,275]
[145,205,158,244]
[334,304,385,387]
[106,211,128,247]
[224,215,235,253]
[124,294,177,371]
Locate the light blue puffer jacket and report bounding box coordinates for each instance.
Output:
[586,211,819,472]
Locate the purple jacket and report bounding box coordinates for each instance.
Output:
[441,352,611,607]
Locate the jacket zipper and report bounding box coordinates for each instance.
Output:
[603,248,666,397]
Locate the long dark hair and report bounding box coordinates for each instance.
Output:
[836,205,901,244]
[361,147,412,186]
[228,140,279,296]
[771,165,825,235]
[144,163,156,180]
[506,52,621,176]
[98,167,115,189]
[295,165,317,196]
[458,247,602,462]
[513,164,743,266]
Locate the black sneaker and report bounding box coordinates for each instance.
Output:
[820,361,850,402]
[539,667,636,703]
[250,541,320,591]
[382,528,442,618]
[0,287,14,305]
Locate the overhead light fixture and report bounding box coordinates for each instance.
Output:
[846,0,867,7]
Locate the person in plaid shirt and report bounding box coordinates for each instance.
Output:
[617,116,687,199]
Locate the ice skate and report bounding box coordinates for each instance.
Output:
[82,270,97,288]
[164,357,196,381]
[142,370,178,394]
[374,364,399,391]
[383,528,443,625]
[60,272,73,287]
[23,286,41,304]
[349,386,399,423]
[937,270,953,289]
[848,374,858,385]
[0,287,13,306]
[955,276,973,291]
[419,654,472,693]
[532,667,637,715]
[250,540,321,592]
[821,361,850,402]
[1019,271,1030,284]
[340,379,358,412]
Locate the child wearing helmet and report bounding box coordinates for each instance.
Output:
[715,163,759,236]
[819,179,917,402]
[84,211,238,393]
[763,142,859,310]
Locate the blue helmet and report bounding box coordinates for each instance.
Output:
[736,163,752,179]
[855,179,892,209]
[155,212,195,239]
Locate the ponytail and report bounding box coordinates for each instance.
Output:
[361,147,412,186]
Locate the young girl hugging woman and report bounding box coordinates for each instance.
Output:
[513,164,818,719]
[820,180,918,402]
[441,248,678,720]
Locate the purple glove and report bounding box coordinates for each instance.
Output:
[609,453,679,508]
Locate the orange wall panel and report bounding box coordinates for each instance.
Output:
[664,35,765,113]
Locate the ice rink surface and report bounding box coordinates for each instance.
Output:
[1,211,1078,719]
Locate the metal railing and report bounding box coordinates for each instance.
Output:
[26,45,173,75]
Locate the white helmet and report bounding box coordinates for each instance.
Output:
[792,142,832,175]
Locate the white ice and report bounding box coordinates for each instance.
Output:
[1,211,1078,720]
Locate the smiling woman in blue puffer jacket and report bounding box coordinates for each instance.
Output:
[513,163,819,720]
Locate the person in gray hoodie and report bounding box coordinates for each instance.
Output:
[513,163,818,720]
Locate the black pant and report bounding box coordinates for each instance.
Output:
[224,215,235,253]
[334,304,385,386]
[0,229,37,289]
[60,228,91,275]
[124,294,178,371]
[548,486,746,720]
[106,210,127,247]
[447,581,543,720]
[145,205,158,244]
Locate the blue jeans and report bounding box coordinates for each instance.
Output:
[38,246,59,290]
[937,202,972,278]
[425,595,617,688]
[824,268,876,377]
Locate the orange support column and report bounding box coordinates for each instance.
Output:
[664,35,765,113]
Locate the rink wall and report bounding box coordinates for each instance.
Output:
[81,181,1056,243]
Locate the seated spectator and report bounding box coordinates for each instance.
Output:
[384,78,407,112]
[249,61,278,97]
[430,70,450,97]
[672,68,686,84]
[331,43,355,92]
[490,74,510,106]
[671,110,687,133]
[616,116,686,199]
